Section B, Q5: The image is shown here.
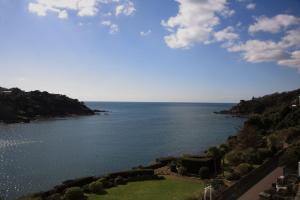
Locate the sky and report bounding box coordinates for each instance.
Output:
[0,0,300,102]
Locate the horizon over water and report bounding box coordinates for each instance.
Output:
[0,102,245,199]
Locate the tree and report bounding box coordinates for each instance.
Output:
[199,167,210,179]
[267,134,284,153]
[207,147,221,176]
[280,145,300,167]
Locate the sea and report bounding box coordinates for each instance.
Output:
[0,102,245,199]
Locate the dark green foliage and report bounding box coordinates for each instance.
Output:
[234,163,253,176]
[88,181,104,194]
[107,169,154,179]
[280,145,300,167]
[210,179,225,191]
[219,144,231,154]
[284,126,300,143]
[238,124,264,149]
[0,87,94,123]
[224,171,240,181]
[225,150,245,166]
[63,187,85,200]
[198,167,210,179]
[267,134,284,153]
[222,88,300,115]
[46,193,62,200]
[108,169,154,178]
[178,156,217,174]
[114,176,126,185]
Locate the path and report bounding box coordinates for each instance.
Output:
[238,167,283,200]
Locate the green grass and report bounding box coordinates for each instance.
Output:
[86,176,204,200]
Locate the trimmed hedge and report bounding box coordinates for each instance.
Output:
[179,156,217,174]
[107,169,154,179]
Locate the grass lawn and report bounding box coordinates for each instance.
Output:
[86,176,204,200]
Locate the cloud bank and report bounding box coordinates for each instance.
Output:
[162,0,300,72]
[161,0,235,49]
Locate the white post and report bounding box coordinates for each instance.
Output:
[204,185,212,200]
[298,162,300,177]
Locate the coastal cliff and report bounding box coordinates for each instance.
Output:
[217,88,300,115]
[0,87,95,123]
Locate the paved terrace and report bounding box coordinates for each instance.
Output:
[238,167,283,200]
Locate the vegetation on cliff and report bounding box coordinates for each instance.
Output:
[0,87,95,123]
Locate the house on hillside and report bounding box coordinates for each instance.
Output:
[0,90,12,94]
[291,95,300,108]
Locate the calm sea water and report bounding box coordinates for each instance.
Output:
[0,102,244,199]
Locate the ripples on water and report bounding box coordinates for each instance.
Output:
[0,102,245,199]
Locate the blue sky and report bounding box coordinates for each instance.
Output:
[0,0,300,102]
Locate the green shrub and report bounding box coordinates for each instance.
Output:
[46,193,62,200]
[82,184,89,193]
[107,169,154,179]
[89,181,104,194]
[63,187,85,200]
[257,148,272,162]
[224,171,240,181]
[225,150,245,166]
[210,179,225,191]
[234,163,253,176]
[114,176,126,185]
[198,167,210,179]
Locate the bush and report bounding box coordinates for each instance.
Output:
[114,176,126,185]
[210,179,225,191]
[107,169,154,179]
[46,193,62,200]
[89,181,104,194]
[225,150,247,166]
[224,171,240,181]
[199,167,210,179]
[234,163,253,176]
[63,187,85,200]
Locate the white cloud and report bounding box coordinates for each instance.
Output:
[228,40,288,63]
[28,2,48,16]
[246,3,255,10]
[115,1,135,16]
[227,28,300,72]
[279,29,300,48]
[162,0,234,49]
[249,14,300,34]
[58,10,68,19]
[28,0,99,18]
[28,0,135,19]
[101,20,119,34]
[278,51,300,71]
[140,30,151,37]
[214,26,239,42]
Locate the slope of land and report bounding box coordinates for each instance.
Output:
[0,87,95,123]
